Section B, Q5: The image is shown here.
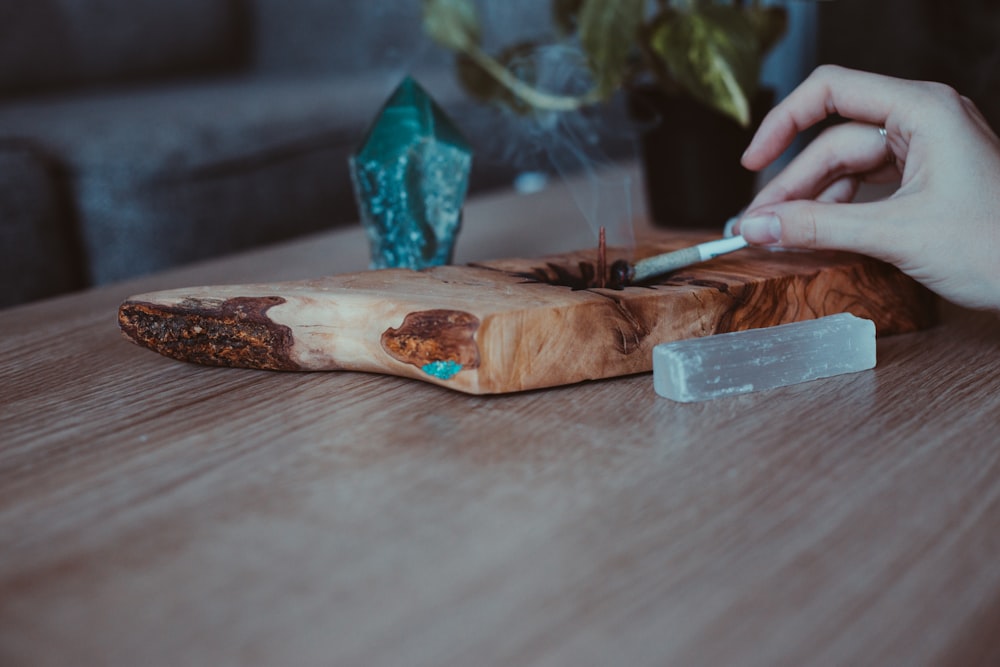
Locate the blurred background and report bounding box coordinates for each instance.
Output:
[1,0,998,309]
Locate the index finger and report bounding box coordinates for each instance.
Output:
[742,65,914,170]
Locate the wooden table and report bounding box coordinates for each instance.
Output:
[3,170,999,666]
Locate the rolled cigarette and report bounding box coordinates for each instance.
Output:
[614,235,749,286]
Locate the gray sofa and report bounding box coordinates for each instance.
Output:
[0,1,560,308]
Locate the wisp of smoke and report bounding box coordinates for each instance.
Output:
[470,44,638,250]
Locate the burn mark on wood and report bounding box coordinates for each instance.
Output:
[515,262,595,290]
[118,296,299,370]
[381,309,481,372]
[516,260,633,291]
[516,229,620,290]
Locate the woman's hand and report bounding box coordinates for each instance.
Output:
[735,65,1000,311]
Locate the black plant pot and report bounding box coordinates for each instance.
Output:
[628,86,774,229]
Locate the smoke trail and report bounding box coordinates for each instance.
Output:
[467,43,638,250]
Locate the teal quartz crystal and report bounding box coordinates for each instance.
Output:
[350,77,472,269]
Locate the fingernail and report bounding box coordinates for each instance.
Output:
[739,214,781,244]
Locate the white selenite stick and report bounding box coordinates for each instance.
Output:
[653,313,877,402]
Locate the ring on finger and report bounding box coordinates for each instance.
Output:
[878,126,896,165]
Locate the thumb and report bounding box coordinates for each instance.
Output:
[738,200,890,257]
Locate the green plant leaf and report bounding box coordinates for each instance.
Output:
[578,0,646,98]
[649,6,762,126]
[422,0,481,52]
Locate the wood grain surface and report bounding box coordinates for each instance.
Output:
[2,171,999,667]
[118,236,935,393]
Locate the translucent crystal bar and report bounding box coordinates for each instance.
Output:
[653,313,876,402]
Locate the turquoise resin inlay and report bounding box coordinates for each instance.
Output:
[350,77,472,270]
[422,360,463,380]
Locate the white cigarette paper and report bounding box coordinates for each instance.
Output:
[631,235,748,283]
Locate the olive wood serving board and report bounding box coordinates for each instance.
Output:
[118,233,936,394]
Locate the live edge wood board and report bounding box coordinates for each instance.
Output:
[118,232,936,395]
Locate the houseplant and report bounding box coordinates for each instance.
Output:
[422,0,799,228]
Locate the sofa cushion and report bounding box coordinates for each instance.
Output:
[0,145,85,308]
[0,0,246,96]
[0,73,493,285]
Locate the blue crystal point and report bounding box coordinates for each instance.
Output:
[350,76,472,270]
